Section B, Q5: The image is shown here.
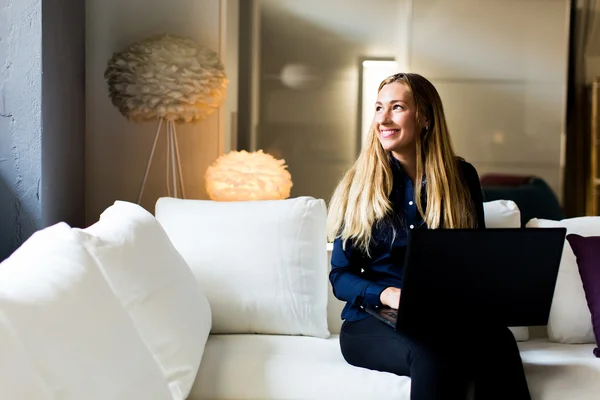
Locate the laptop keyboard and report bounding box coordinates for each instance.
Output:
[381,309,398,319]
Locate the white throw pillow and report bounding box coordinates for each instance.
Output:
[483,199,521,229]
[155,196,330,338]
[0,223,172,400]
[76,201,211,400]
[0,312,52,399]
[526,216,600,344]
[483,200,529,341]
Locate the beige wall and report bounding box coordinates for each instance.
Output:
[412,0,570,203]
[85,0,238,224]
[254,0,409,203]
[252,0,570,203]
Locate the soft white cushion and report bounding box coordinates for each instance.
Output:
[526,217,600,344]
[0,312,52,399]
[155,196,330,338]
[190,334,411,400]
[0,223,172,400]
[519,339,600,399]
[326,200,529,341]
[192,335,600,400]
[76,201,211,399]
[483,199,521,229]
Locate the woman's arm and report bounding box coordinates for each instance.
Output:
[329,238,388,308]
[461,160,486,229]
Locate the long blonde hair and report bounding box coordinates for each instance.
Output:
[326,73,477,255]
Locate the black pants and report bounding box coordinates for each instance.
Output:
[340,316,530,400]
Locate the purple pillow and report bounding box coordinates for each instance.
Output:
[566,234,600,357]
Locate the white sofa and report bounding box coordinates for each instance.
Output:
[0,197,599,400]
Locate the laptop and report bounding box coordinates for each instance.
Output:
[366,227,567,331]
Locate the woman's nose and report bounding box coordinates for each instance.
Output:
[377,109,391,124]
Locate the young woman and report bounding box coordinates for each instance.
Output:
[327,73,530,400]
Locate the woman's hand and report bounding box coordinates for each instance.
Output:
[380,287,401,309]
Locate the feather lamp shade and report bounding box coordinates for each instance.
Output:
[105,34,228,123]
[205,150,293,201]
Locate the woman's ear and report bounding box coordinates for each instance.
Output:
[422,119,430,133]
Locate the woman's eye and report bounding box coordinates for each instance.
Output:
[393,104,403,110]
[375,106,382,112]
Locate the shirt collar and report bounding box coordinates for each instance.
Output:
[388,155,427,187]
[389,156,404,174]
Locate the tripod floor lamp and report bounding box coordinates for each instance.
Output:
[104,34,229,204]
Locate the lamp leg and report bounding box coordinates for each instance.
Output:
[166,121,172,197]
[137,118,164,204]
[167,120,178,197]
[171,122,186,199]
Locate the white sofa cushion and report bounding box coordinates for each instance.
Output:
[189,334,411,400]
[0,222,172,400]
[519,339,600,399]
[190,335,599,400]
[77,201,211,399]
[326,200,529,341]
[155,196,330,338]
[526,217,600,344]
[0,312,52,399]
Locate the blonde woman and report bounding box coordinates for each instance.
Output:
[328,73,529,400]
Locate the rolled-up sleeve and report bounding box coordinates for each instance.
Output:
[329,238,387,308]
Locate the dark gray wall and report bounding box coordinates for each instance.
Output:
[0,0,85,261]
[41,0,85,229]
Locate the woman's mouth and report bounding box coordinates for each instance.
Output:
[380,129,400,138]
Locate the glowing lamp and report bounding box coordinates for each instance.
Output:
[205,150,293,201]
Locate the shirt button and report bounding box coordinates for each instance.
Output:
[410,225,415,229]
[409,201,414,205]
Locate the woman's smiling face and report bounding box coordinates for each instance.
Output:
[375,82,424,156]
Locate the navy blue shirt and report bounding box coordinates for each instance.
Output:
[329,157,485,322]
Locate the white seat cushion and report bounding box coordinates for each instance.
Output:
[77,201,211,399]
[519,339,600,399]
[190,335,599,400]
[190,334,410,400]
[0,222,173,400]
